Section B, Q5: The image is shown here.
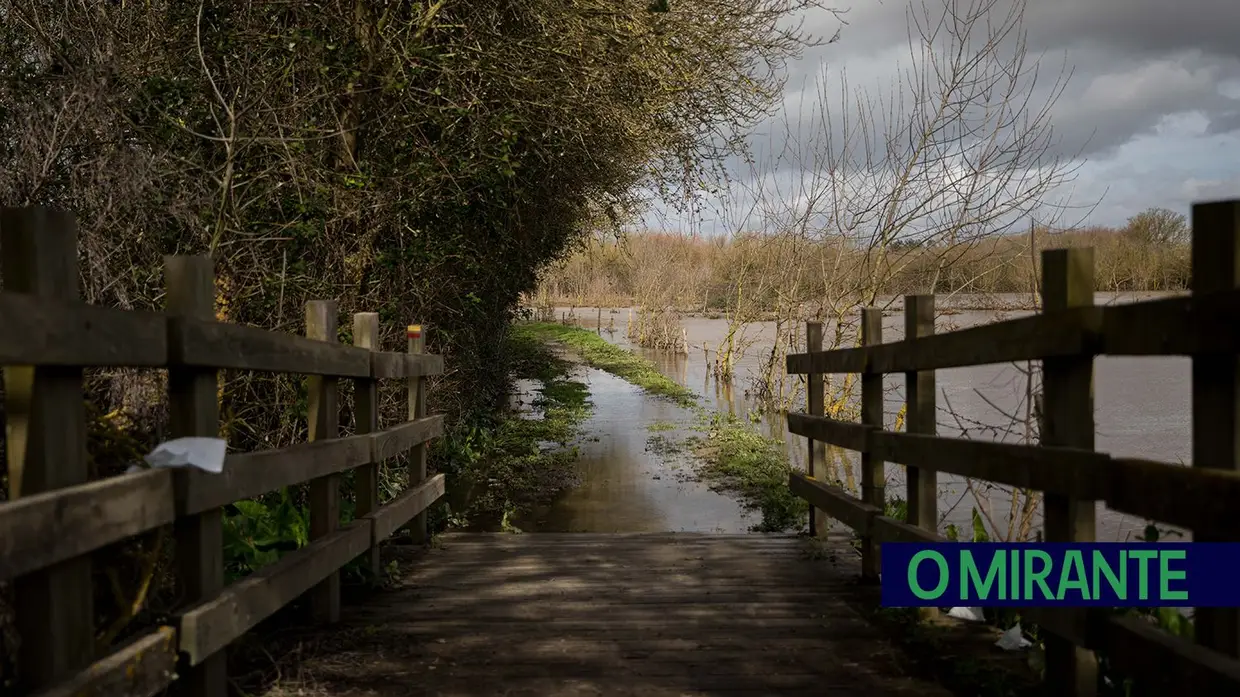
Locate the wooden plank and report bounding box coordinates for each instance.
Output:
[353,312,382,577]
[904,294,936,533]
[1103,290,1240,355]
[1098,613,1240,694]
[370,350,445,378]
[163,254,227,697]
[786,307,1100,375]
[870,516,945,544]
[1190,199,1240,656]
[786,344,866,375]
[1,207,95,689]
[274,533,955,697]
[0,292,167,366]
[33,627,178,697]
[367,474,448,543]
[787,472,878,534]
[804,321,828,537]
[0,469,175,581]
[371,415,446,462]
[1105,457,1240,537]
[1039,247,1098,697]
[181,435,372,515]
[859,308,884,581]
[306,299,342,623]
[170,315,371,376]
[177,522,371,666]
[407,322,430,543]
[786,412,871,453]
[870,432,1107,499]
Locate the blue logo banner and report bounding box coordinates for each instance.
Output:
[880,543,1240,607]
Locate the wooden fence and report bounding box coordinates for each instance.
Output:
[785,199,1240,696]
[0,207,447,696]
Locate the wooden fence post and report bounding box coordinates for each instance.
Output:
[1040,248,1097,697]
[306,300,341,622]
[904,295,936,531]
[1,208,95,689]
[805,321,828,537]
[859,307,884,581]
[164,255,227,697]
[1190,199,1240,656]
[407,322,429,543]
[353,312,382,577]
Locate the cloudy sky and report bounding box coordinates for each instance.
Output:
[647,0,1240,235]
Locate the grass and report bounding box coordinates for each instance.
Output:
[647,420,678,432]
[691,412,807,533]
[518,322,697,406]
[431,324,594,530]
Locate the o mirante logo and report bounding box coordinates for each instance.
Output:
[882,543,1240,608]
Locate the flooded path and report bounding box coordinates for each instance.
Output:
[538,296,1191,542]
[510,365,759,533]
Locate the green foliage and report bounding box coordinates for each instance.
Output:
[520,322,698,405]
[943,508,992,543]
[429,325,595,529]
[693,412,807,532]
[221,490,309,583]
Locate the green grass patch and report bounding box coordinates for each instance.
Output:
[519,322,697,406]
[692,412,807,532]
[647,420,678,432]
[431,325,594,530]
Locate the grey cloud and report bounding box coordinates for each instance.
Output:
[727,1,1240,218]
[1207,111,1240,135]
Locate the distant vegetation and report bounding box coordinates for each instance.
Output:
[535,208,1192,311]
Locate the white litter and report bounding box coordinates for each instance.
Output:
[947,606,985,622]
[996,623,1032,651]
[125,437,227,474]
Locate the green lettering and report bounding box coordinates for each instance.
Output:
[1057,550,1089,600]
[962,550,1006,600]
[1023,550,1054,600]
[1092,550,1127,600]
[1129,549,1158,600]
[1011,546,1020,599]
[909,551,949,600]
[1159,550,1188,601]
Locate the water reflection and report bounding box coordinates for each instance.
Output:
[548,297,1190,542]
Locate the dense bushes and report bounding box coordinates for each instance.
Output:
[0,0,827,679]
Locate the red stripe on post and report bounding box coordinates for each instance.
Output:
[406,324,422,340]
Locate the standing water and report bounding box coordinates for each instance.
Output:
[529,296,1190,542]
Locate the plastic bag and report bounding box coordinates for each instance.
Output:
[125,437,227,474]
[996,623,1032,651]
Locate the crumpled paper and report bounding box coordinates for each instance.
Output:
[996,623,1032,651]
[947,606,985,622]
[125,437,227,474]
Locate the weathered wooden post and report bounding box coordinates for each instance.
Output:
[407,322,429,543]
[805,321,828,537]
[165,253,227,697]
[353,311,382,577]
[904,295,936,531]
[859,307,884,581]
[2,208,95,690]
[1190,199,1240,657]
[307,300,341,622]
[1040,247,1098,697]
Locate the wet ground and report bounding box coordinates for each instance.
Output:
[521,295,1191,542]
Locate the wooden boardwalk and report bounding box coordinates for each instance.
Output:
[265,533,953,697]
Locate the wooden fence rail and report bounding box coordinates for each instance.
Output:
[785,199,1240,697]
[0,207,448,697]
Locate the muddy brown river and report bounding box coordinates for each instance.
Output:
[519,294,1189,543]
